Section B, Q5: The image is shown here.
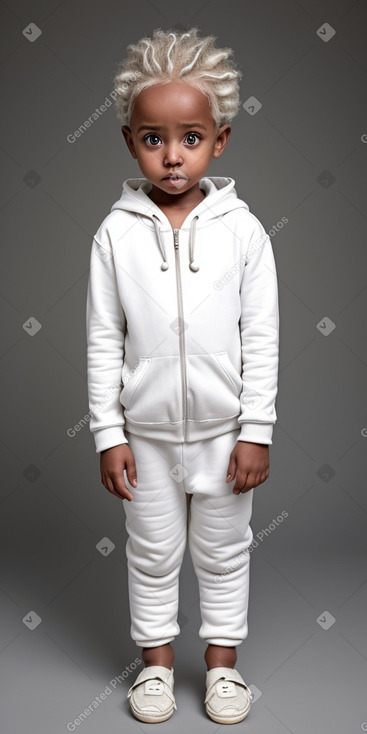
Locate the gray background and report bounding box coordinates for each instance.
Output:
[1,1,367,732]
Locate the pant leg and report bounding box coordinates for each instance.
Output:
[185,429,254,647]
[122,431,188,648]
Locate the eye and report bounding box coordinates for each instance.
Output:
[144,133,162,147]
[185,132,200,146]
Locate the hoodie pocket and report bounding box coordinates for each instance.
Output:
[120,356,182,425]
[186,352,242,421]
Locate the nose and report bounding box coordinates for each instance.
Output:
[163,143,183,167]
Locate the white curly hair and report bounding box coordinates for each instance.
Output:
[113,27,242,127]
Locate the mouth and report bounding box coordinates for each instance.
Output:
[162,173,188,188]
[163,174,188,181]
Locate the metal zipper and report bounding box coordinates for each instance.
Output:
[173,228,188,441]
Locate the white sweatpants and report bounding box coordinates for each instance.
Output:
[122,428,254,649]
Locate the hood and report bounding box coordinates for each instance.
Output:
[110,177,249,272]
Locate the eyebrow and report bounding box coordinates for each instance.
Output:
[136,123,208,133]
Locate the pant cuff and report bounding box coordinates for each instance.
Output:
[204,637,244,646]
[135,637,176,648]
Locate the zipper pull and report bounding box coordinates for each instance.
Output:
[173,229,179,248]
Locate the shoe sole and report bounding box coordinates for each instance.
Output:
[129,702,176,723]
[206,704,251,724]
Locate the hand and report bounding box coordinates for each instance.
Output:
[100,443,138,501]
[226,441,270,494]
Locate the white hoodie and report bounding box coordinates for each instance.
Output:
[86,176,279,453]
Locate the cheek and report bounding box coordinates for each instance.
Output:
[137,150,158,166]
[191,147,212,166]
[141,147,160,158]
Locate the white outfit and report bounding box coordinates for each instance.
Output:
[123,427,253,648]
[86,176,279,648]
[86,177,279,453]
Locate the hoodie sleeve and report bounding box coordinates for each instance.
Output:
[237,218,280,446]
[86,233,128,453]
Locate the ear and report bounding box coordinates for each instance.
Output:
[212,124,231,159]
[121,125,138,159]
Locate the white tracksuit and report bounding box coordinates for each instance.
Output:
[86,176,279,647]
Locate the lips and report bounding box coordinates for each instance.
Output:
[162,173,188,189]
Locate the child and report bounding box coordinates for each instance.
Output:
[86,27,279,725]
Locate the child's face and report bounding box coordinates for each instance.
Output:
[121,80,231,204]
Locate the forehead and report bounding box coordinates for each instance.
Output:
[130,80,216,129]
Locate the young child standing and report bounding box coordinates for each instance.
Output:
[86,27,279,725]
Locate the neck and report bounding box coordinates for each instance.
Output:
[147,183,206,211]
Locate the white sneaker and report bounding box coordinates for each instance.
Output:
[205,666,253,724]
[127,665,177,723]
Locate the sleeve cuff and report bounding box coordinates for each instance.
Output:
[237,422,274,445]
[93,426,129,453]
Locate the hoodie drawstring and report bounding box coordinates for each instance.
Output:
[188,215,199,272]
[152,215,169,271]
[152,214,200,272]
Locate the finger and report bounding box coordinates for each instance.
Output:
[112,483,134,501]
[239,485,253,494]
[102,473,134,502]
[249,469,266,489]
[248,469,268,489]
[226,456,237,483]
[239,469,264,492]
[126,454,138,488]
[115,483,134,501]
[233,469,249,493]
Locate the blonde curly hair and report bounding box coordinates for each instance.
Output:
[113,27,242,127]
